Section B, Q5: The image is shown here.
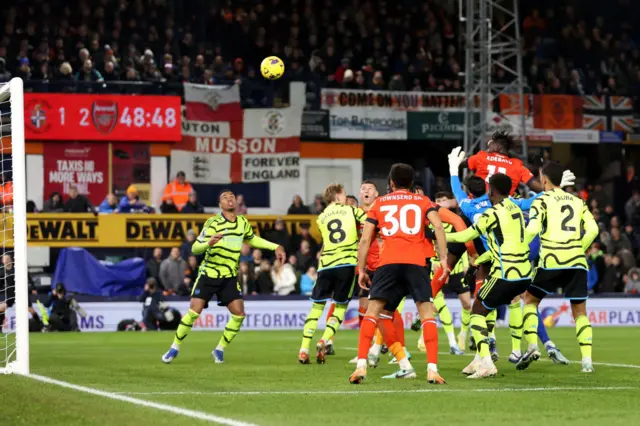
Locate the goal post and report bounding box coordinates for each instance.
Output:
[0,78,29,375]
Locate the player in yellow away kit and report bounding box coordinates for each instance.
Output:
[299,183,366,364]
[162,190,285,364]
[447,173,532,379]
[517,161,599,373]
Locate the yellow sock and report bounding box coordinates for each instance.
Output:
[486,310,497,340]
[575,315,593,359]
[374,328,384,345]
[508,302,523,353]
[173,309,199,347]
[397,297,406,314]
[301,302,325,350]
[522,304,539,348]
[470,314,491,358]
[321,303,346,342]
[217,314,245,349]
[460,308,471,334]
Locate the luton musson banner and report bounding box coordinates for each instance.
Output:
[1,214,321,248]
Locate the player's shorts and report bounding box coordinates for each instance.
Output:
[191,274,242,307]
[529,268,588,301]
[370,264,432,312]
[312,266,357,304]
[476,277,531,310]
[448,242,467,259]
[443,272,470,295]
[357,270,375,298]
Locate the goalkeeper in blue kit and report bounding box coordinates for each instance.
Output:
[162,190,285,364]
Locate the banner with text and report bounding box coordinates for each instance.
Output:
[321,89,474,111]
[0,214,320,248]
[4,298,639,332]
[43,143,109,205]
[407,111,480,140]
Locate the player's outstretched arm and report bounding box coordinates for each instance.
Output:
[243,220,286,261]
[357,222,376,274]
[525,177,544,193]
[581,207,599,252]
[524,199,544,244]
[437,207,477,256]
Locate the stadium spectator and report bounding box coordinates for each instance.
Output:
[610,227,632,253]
[598,255,624,293]
[160,197,180,214]
[64,186,94,213]
[180,192,205,214]
[102,61,120,81]
[236,194,248,214]
[146,248,164,289]
[265,218,291,255]
[290,224,319,257]
[625,190,640,226]
[42,192,64,213]
[294,240,316,274]
[118,185,147,213]
[300,266,317,296]
[310,195,326,214]
[287,195,311,215]
[76,59,103,82]
[254,260,274,294]
[162,171,193,211]
[98,193,119,213]
[159,247,188,295]
[238,261,256,295]
[180,229,196,261]
[56,62,75,82]
[271,259,297,296]
[624,267,640,294]
[252,249,264,276]
[240,244,253,264]
[0,58,11,82]
[0,173,12,207]
[182,255,199,294]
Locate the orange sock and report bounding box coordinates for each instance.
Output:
[388,342,407,362]
[326,303,335,322]
[358,316,378,359]
[393,311,405,346]
[374,328,384,345]
[358,307,366,328]
[422,317,438,365]
[379,317,398,347]
[474,280,483,298]
[431,268,447,297]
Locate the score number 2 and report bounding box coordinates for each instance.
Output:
[485,164,507,182]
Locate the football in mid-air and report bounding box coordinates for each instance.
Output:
[261,56,285,80]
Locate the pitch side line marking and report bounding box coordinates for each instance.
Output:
[341,348,640,369]
[118,386,634,396]
[26,374,258,426]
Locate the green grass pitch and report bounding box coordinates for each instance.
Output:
[1,327,639,426]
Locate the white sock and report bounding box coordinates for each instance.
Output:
[427,363,438,372]
[215,344,224,352]
[170,343,180,351]
[528,343,539,351]
[300,347,309,354]
[356,358,368,370]
[369,343,382,356]
[512,349,522,357]
[399,357,412,370]
[582,356,592,364]
[473,353,481,362]
[446,331,457,347]
[545,340,556,349]
[481,355,494,366]
[403,346,409,356]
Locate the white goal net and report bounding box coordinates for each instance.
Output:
[0,78,29,375]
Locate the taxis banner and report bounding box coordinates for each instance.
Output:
[2,214,321,248]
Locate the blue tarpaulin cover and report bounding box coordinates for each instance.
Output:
[52,248,146,296]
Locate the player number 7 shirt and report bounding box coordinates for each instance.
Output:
[366,190,437,267]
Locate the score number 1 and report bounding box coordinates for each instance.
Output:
[485,164,507,182]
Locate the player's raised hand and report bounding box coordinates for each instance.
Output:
[358,272,371,290]
[560,169,576,188]
[208,233,224,246]
[448,146,466,176]
[275,245,287,264]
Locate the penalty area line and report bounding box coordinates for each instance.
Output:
[25,373,258,426]
[341,348,640,369]
[119,386,635,397]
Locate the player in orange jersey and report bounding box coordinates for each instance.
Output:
[464,129,543,195]
[350,164,449,385]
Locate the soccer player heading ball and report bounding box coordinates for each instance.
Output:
[350,163,449,385]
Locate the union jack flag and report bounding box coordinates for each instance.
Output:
[582,95,634,132]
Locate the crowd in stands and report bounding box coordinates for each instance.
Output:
[3,0,637,97]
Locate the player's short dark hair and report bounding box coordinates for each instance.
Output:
[488,173,512,197]
[491,129,515,152]
[218,189,234,202]
[361,179,378,190]
[389,163,415,190]
[435,191,454,200]
[540,161,564,186]
[346,195,358,203]
[465,175,487,197]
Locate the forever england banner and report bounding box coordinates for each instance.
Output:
[172,83,303,186]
